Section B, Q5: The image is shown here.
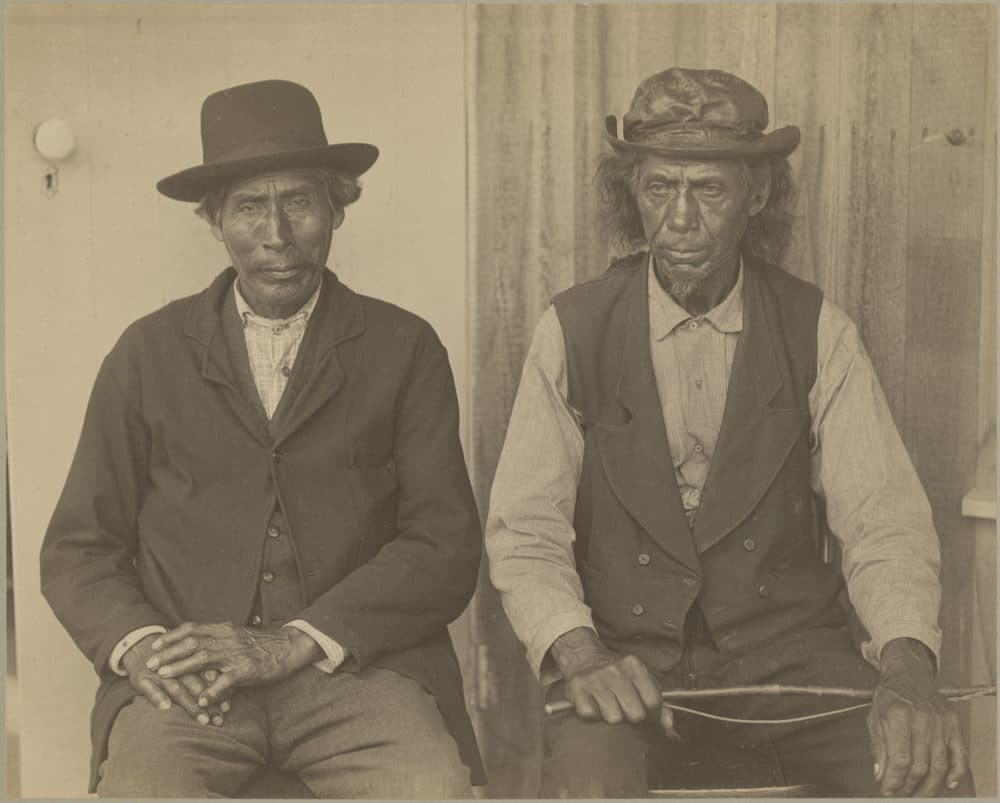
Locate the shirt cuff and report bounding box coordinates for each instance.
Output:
[862,625,942,674]
[109,625,169,676]
[283,620,347,673]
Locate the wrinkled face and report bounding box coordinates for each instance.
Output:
[213,169,343,319]
[635,156,767,299]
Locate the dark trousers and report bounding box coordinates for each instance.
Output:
[542,613,975,797]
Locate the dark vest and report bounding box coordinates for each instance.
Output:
[553,252,845,673]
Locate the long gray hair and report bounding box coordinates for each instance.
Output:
[593,151,796,266]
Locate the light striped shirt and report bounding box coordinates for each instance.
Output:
[233,281,321,419]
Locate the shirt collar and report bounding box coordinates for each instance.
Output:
[233,278,322,328]
[647,254,745,341]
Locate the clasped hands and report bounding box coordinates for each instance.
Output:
[121,622,321,728]
[550,629,968,797]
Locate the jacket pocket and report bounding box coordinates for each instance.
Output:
[348,459,399,566]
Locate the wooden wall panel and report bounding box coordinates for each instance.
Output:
[774,4,840,289]
[572,5,640,282]
[977,6,998,493]
[835,4,913,423]
[904,5,988,691]
[469,6,579,796]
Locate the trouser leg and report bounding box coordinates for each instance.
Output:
[541,679,666,798]
[269,666,472,799]
[96,691,268,798]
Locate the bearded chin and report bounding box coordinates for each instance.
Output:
[664,275,702,305]
[654,264,706,308]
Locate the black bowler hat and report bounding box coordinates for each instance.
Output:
[157,79,379,202]
[605,67,799,160]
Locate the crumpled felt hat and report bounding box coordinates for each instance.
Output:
[605,67,799,160]
[157,79,379,202]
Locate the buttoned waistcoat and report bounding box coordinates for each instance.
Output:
[40,268,484,789]
[552,252,846,673]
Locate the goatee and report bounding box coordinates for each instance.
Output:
[653,265,706,310]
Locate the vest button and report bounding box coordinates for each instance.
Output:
[637,553,651,566]
[262,571,275,583]
[743,538,757,551]
[631,604,644,616]
[662,618,675,629]
[267,527,280,538]
[250,615,262,626]
[682,577,696,586]
[757,583,770,598]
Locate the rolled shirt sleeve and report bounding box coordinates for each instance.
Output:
[485,307,596,679]
[809,300,942,668]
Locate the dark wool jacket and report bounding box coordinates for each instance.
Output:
[552,253,846,672]
[40,268,485,789]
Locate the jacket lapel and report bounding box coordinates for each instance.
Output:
[595,264,700,574]
[184,269,271,447]
[691,264,804,553]
[268,270,364,445]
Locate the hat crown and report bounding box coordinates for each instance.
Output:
[623,68,769,143]
[200,79,329,164]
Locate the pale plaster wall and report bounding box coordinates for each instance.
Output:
[6,4,469,796]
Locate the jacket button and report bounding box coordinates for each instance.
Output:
[631,604,644,616]
[743,538,757,551]
[682,577,696,586]
[262,571,275,583]
[272,448,285,461]
[662,618,675,629]
[637,553,651,566]
[250,615,262,626]
[757,583,770,598]
[267,527,280,538]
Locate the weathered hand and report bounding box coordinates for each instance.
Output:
[120,635,229,726]
[146,622,321,706]
[550,627,675,734]
[868,638,967,797]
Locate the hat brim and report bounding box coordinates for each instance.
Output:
[605,125,800,160]
[156,142,379,202]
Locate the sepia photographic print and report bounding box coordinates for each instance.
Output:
[5,1,997,798]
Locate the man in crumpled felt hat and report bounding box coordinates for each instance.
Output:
[486,67,973,797]
[40,79,484,798]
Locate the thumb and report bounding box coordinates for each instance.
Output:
[660,704,680,741]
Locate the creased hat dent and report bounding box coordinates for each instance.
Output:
[605,68,799,160]
[157,80,378,202]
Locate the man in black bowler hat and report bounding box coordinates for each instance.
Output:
[40,79,483,798]
[486,67,972,797]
